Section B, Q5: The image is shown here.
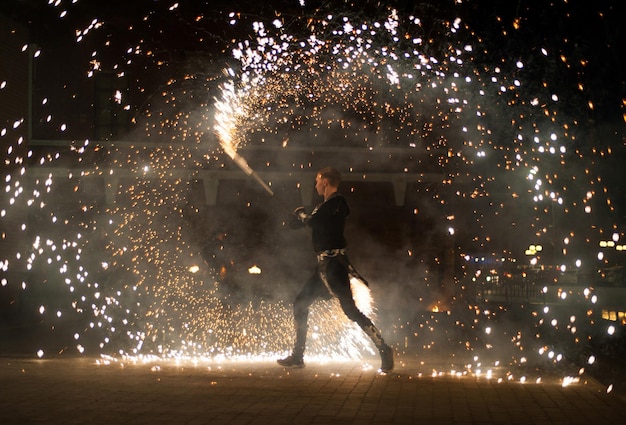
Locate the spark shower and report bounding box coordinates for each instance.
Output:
[0,0,623,388]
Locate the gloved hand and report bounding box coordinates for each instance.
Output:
[294,206,308,221]
[288,207,308,229]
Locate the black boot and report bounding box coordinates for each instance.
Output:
[278,320,307,368]
[279,307,308,368]
[277,333,306,368]
[277,354,305,368]
[379,344,394,372]
[363,324,394,372]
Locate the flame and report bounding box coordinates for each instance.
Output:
[248,265,262,274]
[350,276,375,318]
[428,301,449,313]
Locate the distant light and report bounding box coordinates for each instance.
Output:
[188,265,200,273]
[248,265,262,274]
[562,376,579,387]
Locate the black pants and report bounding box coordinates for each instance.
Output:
[290,254,379,358]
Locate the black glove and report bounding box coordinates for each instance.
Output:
[288,207,306,229]
[293,206,307,220]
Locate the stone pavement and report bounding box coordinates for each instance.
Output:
[0,354,625,425]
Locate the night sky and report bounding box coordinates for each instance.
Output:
[2,1,623,124]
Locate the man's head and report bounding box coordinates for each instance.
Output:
[315,167,341,198]
[317,167,341,186]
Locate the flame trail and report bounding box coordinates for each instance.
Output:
[351,276,375,319]
[221,140,274,197]
[214,80,274,196]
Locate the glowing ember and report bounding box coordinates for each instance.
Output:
[248,265,262,275]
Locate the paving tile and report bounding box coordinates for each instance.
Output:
[1,356,625,425]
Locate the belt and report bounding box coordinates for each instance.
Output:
[316,248,346,262]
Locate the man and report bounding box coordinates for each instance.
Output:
[278,167,394,372]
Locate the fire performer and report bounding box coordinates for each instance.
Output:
[278,167,394,372]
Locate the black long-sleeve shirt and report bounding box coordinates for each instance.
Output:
[306,193,350,253]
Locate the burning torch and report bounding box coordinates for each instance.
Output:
[219,141,274,197]
[217,135,293,214]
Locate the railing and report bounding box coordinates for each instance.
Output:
[477,281,545,304]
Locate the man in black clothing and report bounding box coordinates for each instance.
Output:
[277,167,394,372]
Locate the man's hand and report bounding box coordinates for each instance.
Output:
[287,207,306,229]
[294,206,307,221]
[287,206,309,228]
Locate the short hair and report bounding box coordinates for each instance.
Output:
[318,166,341,187]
